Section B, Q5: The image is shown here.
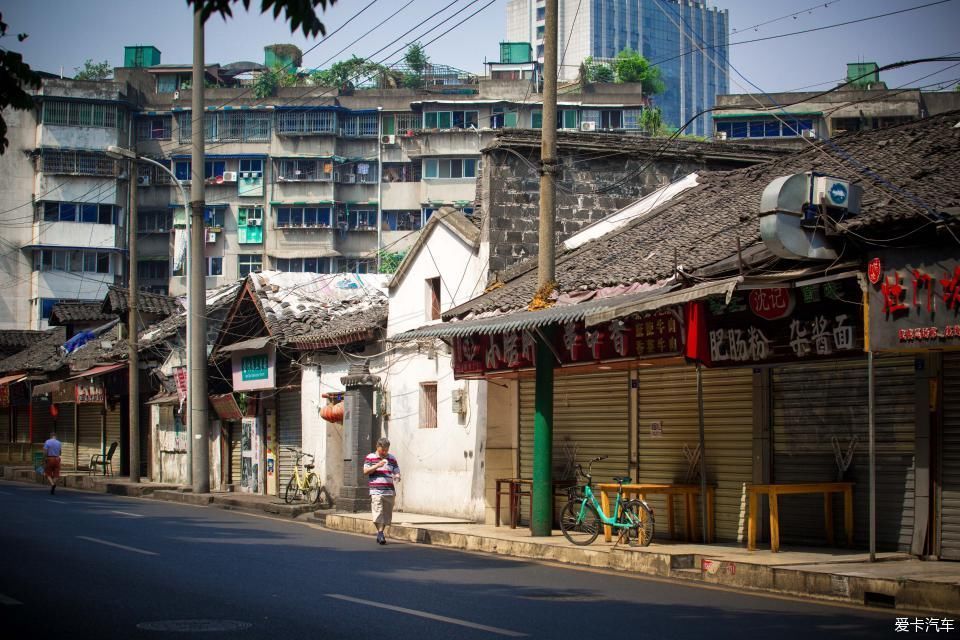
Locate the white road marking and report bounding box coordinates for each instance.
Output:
[0,593,23,605]
[325,593,527,637]
[76,536,158,556]
[110,510,144,518]
[49,499,67,504]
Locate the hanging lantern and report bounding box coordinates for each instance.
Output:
[320,401,344,424]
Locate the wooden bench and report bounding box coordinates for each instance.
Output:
[597,483,715,543]
[746,482,854,553]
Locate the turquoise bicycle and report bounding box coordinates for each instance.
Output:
[559,456,655,547]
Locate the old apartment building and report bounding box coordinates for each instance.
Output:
[2,43,652,327]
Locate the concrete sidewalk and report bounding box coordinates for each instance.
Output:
[4,464,959,615]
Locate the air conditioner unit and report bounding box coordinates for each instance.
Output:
[716,131,728,141]
[580,121,597,132]
[241,172,250,179]
[802,128,817,139]
[381,134,396,145]
[221,171,237,182]
[136,175,150,186]
[205,230,217,243]
[812,175,858,211]
[247,219,262,226]
[344,174,357,184]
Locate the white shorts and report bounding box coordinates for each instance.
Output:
[371,493,395,526]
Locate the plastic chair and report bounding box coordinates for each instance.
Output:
[90,441,118,476]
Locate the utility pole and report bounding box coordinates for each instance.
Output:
[128,155,140,483]
[531,0,559,537]
[190,7,209,493]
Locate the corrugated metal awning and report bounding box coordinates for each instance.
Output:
[32,380,62,396]
[0,374,25,387]
[68,363,125,379]
[220,336,272,353]
[389,285,678,341]
[585,276,743,327]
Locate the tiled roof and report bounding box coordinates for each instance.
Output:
[0,330,50,357]
[0,327,67,373]
[103,286,181,317]
[244,272,389,347]
[48,302,115,325]
[447,111,960,319]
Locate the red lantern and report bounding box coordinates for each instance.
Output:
[50,403,59,418]
[320,401,344,424]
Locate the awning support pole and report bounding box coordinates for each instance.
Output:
[531,326,556,537]
[697,362,708,543]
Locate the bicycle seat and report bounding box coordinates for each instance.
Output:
[305,464,315,470]
[613,476,632,484]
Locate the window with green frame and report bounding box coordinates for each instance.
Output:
[532,110,543,129]
[237,207,263,243]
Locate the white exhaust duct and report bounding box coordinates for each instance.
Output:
[759,172,861,261]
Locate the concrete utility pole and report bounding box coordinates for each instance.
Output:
[128,157,140,483]
[531,0,559,538]
[190,8,209,493]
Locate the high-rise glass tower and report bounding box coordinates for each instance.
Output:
[506,0,729,137]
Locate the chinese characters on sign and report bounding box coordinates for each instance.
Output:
[895,617,955,632]
[451,312,682,378]
[867,250,960,350]
[75,380,105,404]
[702,280,863,366]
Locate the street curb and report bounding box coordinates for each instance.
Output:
[322,514,960,615]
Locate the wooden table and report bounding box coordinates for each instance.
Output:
[746,482,854,553]
[494,478,576,529]
[597,483,715,543]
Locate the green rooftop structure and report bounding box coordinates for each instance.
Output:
[124,46,161,68]
[500,42,532,64]
[846,62,881,88]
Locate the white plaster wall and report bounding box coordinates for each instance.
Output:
[0,107,39,328]
[37,124,121,150]
[36,221,117,249]
[36,271,114,304]
[34,175,119,206]
[382,221,488,519]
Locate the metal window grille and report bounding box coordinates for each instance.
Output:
[41,150,115,176]
[276,110,337,135]
[136,117,172,140]
[395,113,420,133]
[42,100,121,128]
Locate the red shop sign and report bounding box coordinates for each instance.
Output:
[748,287,794,321]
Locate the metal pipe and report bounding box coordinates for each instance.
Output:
[697,362,708,543]
[377,106,383,273]
[868,349,876,561]
[128,154,140,482]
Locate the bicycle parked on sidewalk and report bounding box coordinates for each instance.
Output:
[559,456,655,547]
[283,447,322,505]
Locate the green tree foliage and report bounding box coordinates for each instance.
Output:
[402,42,429,90]
[0,13,42,154]
[613,48,664,96]
[312,56,388,90]
[189,0,337,37]
[582,56,614,83]
[640,106,665,136]
[378,249,408,274]
[73,59,112,81]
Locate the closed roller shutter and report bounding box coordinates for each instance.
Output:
[519,371,630,525]
[637,366,754,542]
[0,408,9,442]
[940,353,960,559]
[78,404,104,470]
[15,407,30,443]
[54,404,76,471]
[277,391,301,495]
[230,422,242,485]
[772,356,915,551]
[105,405,122,453]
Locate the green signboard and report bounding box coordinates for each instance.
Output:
[241,354,269,381]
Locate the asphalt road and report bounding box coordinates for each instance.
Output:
[0,480,904,639]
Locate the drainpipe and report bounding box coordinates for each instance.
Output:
[377,106,383,273]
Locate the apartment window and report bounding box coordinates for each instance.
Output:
[41,150,114,177]
[274,257,331,274]
[340,113,378,137]
[531,110,543,129]
[277,158,333,181]
[426,277,441,320]
[172,158,228,181]
[42,201,117,224]
[382,210,422,231]
[239,159,263,174]
[491,106,518,129]
[138,210,172,233]
[203,208,225,228]
[40,298,97,321]
[137,261,169,280]
[419,382,438,429]
[34,249,111,274]
[600,110,623,130]
[206,257,223,277]
[237,207,264,243]
[335,258,374,274]
[424,158,478,179]
[347,209,377,230]
[716,118,814,139]
[42,100,123,129]
[381,162,421,183]
[136,116,172,140]
[276,206,332,229]
[238,254,262,277]
[176,111,272,143]
[623,109,642,130]
[276,109,338,135]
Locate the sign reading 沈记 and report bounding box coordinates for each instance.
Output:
[867,248,960,351]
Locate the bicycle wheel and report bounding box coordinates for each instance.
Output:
[560,500,602,546]
[623,500,655,547]
[284,475,300,504]
[305,473,321,504]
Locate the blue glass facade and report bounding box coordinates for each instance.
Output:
[586,0,728,137]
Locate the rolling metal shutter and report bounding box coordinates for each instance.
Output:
[277,391,302,494]
[53,403,76,471]
[105,406,122,454]
[0,408,9,442]
[230,422,242,485]
[14,407,30,443]
[519,371,630,525]
[636,366,754,542]
[940,353,960,559]
[772,356,915,551]
[78,404,104,470]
